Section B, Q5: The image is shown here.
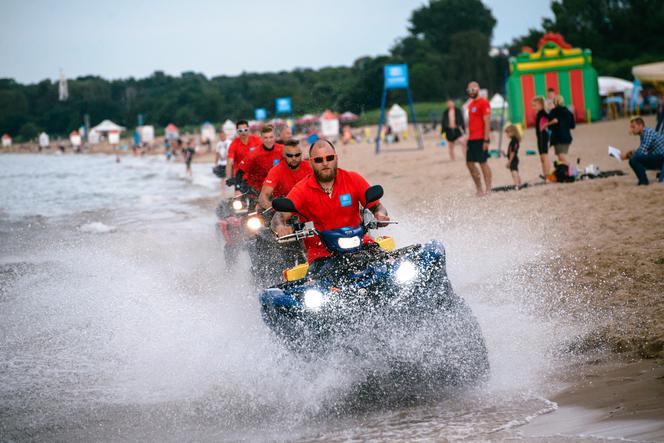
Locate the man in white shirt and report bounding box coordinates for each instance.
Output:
[214,131,231,189]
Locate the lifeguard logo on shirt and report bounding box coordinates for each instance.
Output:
[471,106,477,113]
[273,159,280,166]
[249,147,256,151]
[339,193,352,207]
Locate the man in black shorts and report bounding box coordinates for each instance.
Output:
[465,81,492,196]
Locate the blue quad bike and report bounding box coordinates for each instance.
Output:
[260,185,489,387]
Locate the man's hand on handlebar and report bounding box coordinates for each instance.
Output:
[374,212,391,228]
[274,225,294,238]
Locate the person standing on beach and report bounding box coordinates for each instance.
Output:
[184,139,196,177]
[225,120,262,185]
[532,96,551,178]
[545,87,556,113]
[465,81,492,196]
[543,95,575,164]
[504,124,521,188]
[278,126,293,143]
[214,131,230,170]
[441,99,466,161]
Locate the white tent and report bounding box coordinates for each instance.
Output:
[387,104,408,132]
[138,125,154,143]
[91,119,126,133]
[632,61,664,83]
[320,110,340,139]
[2,134,11,147]
[39,132,50,148]
[201,122,216,142]
[489,93,508,110]
[222,119,236,139]
[598,76,633,96]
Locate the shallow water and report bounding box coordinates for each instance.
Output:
[1,154,601,441]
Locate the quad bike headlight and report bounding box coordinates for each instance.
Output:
[303,289,325,311]
[395,260,418,284]
[337,236,361,250]
[232,200,243,211]
[246,216,262,231]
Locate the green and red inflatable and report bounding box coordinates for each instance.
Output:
[507,33,600,127]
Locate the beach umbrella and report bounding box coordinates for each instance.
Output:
[598,77,634,96]
[339,111,359,122]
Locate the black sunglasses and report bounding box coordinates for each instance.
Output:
[285,153,301,158]
[312,154,336,164]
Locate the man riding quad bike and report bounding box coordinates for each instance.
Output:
[261,140,489,387]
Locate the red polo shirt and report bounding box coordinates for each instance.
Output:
[467,97,491,141]
[238,144,284,191]
[227,135,262,175]
[286,168,379,263]
[263,160,312,197]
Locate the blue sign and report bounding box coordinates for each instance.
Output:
[255,108,267,121]
[384,64,409,89]
[275,97,292,114]
[339,193,352,207]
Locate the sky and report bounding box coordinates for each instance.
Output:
[0,0,552,84]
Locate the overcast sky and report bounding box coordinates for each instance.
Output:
[1,0,552,84]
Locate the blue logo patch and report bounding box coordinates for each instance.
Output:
[339,193,352,207]
[273,159,280,166]
[471,106,476,113]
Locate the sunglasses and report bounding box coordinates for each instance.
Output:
[285,153,301,158]
[312,154,336,164]
[237,128,249,133]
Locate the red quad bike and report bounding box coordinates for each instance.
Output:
[215,191,258,266]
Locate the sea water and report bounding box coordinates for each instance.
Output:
[1,153,600,441]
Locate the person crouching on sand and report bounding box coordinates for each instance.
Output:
[504,124,521,188]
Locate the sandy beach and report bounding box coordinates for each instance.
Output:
[3,115,663,440]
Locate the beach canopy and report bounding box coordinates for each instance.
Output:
[489,93,508,109]
[387,104,408,132]
[598,76,633,96]
[91,119,126,133]
[296,114,318,124]
[39,132,50,147]
[320,110,339,138]
[632,61,664,83]
[2,133,11,147]
[339,111,359,122]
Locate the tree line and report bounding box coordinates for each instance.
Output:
[1,0,662,141]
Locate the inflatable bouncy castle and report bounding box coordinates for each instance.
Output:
[507,33,600,127]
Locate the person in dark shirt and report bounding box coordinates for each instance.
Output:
[532,96,551,178]
[504,124,521,188]
[543,95,575,164]
[441,99,466,161]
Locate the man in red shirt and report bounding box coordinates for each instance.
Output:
[236,124,283,194]
[258,139,312,210]
[225,120,262,183]
[271,139,390,263]
[465,81,493,196]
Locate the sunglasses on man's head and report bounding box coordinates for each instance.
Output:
[285,153,301,158]
[237,128,249,133]
[312,154,336,164]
